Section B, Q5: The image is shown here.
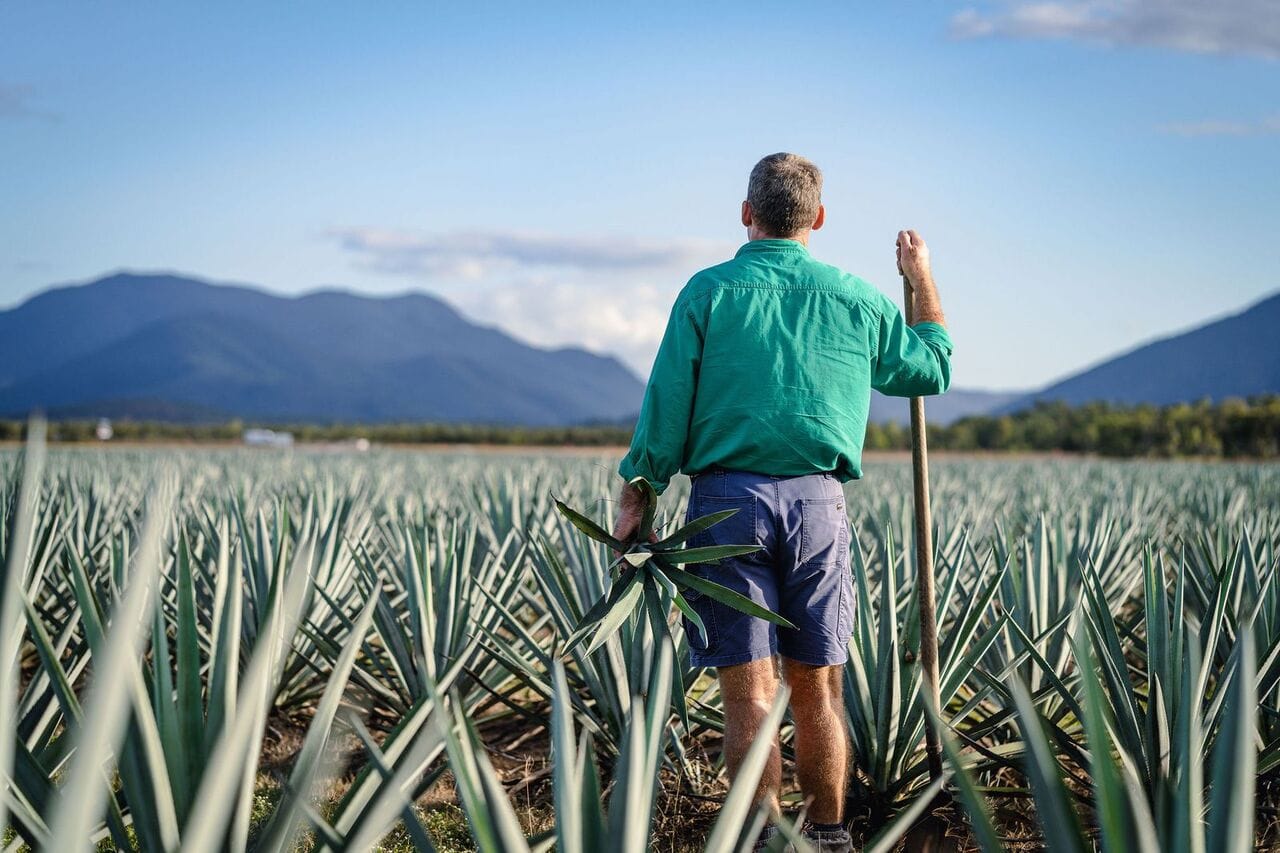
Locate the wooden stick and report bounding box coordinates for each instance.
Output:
[904,273,944,782]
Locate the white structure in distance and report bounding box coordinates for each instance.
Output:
[243,428,294,448]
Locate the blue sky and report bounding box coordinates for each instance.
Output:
[2,1,1277,389]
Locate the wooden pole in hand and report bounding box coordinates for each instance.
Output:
[904,272,944,782]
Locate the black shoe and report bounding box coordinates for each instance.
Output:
[751,824,779,851]
[795,822,853,853]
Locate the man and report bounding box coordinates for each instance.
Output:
[611,153,952,852]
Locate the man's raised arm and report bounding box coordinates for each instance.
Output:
[872,230,954,398]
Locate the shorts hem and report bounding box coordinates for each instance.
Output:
[778,645,849,667]
[690,644,776,668]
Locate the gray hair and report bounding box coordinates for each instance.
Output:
[746,153,823,238]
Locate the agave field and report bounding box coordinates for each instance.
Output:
[2,435,1279,851]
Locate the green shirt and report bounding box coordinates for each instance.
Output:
[619,239,954,493]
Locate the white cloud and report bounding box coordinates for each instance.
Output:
[328,227,734,374]
[1158,115,1280,136]
[327,227,727,279]
[456,277,675,375]
[951,1,1280,59]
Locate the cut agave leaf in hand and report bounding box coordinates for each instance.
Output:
[554,483,790,660]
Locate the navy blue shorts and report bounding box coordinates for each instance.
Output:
[680,468,854,668]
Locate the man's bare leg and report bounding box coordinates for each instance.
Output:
[782,659,848,825]
[717,657,782,811]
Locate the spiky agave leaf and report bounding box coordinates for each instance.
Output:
[652,508,741,550]
[555,488,786,661]
[553,496,625,552]
[631,476,659,542]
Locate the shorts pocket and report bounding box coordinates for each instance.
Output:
[693,494,759,550]
[680,494,758,655]
[836,555,854,640]
[800,496,847,567]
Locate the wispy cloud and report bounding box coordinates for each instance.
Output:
[7,259,52,272]
[328,227,735,372]
[0,84,57,122]
[1158,116,1280,136]
[455,276,676,374]
[951,1,1280,59]
[327,227,728,279]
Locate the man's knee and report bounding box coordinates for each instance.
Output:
[724,695,776,727]
[718,657,780,719]
[781,659,844,716]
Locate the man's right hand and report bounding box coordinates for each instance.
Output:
[896,229,932,289]
[895,229,946,327]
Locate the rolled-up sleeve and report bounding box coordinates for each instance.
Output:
[619,299,702,494]
[871,295,953,397]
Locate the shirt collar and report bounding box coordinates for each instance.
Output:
[735,238,810,258]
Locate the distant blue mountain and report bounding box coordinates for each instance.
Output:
[0,272,645,425]
[869,388,1024,426]
[7,271,1269,428]
[869,291,1280,424]
[1002,291,1280,412]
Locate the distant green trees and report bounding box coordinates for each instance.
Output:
[905,396,1280,458]
[3,395,1278,458]
[0,418,634,448]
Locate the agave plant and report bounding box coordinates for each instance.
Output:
[438,636,947,853]
[4,431,1280,851]
[553,476,795,656]
[935,626,1258,853]
[841,521,1012,821]
[973,542,1280,825]
[477,519,708,757]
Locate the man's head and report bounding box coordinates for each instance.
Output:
[742,153,825,241]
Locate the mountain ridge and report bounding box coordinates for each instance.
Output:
[0,272,644,425]
[5,271,1275,427]
[1000,290,1280,412]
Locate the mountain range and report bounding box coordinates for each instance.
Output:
[872,291,1279,424]
[868,388,1024,426]
[1,272,1275,426]
[0,273,642,425]
[1000,291,1280,411]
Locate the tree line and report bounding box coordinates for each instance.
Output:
[1,395,1277,459]
[868,396,1280,458]
[0,419,634,447]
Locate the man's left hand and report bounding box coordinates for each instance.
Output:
[610,481,655,555]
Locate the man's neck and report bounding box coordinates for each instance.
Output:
[747,227,810,246]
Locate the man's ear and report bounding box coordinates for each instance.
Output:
[811,204,825,231]
[741,200,752,228]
